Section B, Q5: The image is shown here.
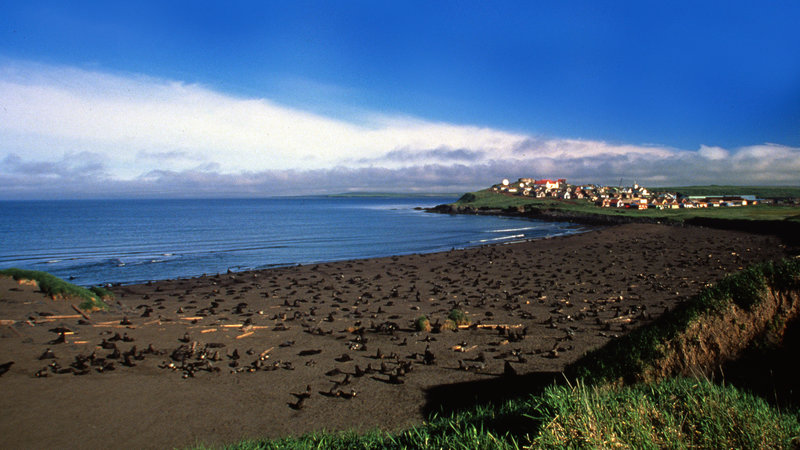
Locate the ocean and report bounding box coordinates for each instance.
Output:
[0,197,587,286]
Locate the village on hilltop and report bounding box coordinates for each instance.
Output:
[492,178,758,210]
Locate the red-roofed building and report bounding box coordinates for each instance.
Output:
[534,179,561,189]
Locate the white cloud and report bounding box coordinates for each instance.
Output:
[698,145,729,160]
[0,61,531,174]
[1,60,798,198]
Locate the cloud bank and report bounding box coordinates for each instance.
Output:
[1,61,798,199]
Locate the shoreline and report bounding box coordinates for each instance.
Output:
[97,222,592,288]
[426,202,800,245]
[0,223,793,448]
[2,197,587,288]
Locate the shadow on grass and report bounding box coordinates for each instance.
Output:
[422,371,563,439]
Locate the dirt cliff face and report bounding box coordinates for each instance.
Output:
[648,288,800,381]
[566,258,800,399]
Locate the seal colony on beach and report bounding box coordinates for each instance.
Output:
[0,223,792,449]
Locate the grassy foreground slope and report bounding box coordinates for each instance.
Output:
[222,377,797,449]
[219,259,800,449]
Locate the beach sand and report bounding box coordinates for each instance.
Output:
[0,223,792,449]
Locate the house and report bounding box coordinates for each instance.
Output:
[660,199,680,209]
[631,183,649,197]
[534,179,561,190]
[493,178,754,212]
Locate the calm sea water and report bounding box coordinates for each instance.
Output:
[0,197,587,286]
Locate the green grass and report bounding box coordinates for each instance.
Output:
[214,377,799,449]
[414,315,432,332]
[532,377,799,449]
[88,285,114,300]
[454,189,543,209]
[451,189,800,222]
[447,308,471,326]
[0,268,110,310]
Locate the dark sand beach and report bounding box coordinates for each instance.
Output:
[0,223,793,449]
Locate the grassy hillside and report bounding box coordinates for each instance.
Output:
[0,268,111,310]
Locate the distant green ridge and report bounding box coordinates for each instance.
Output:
[326,192,460,198]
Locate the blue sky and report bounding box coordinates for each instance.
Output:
[1,1,799,198]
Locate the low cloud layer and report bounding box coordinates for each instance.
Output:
[1,61,798,199]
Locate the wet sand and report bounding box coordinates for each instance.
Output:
[0,223,792,449]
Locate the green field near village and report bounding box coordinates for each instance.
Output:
[451,188,800,223]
